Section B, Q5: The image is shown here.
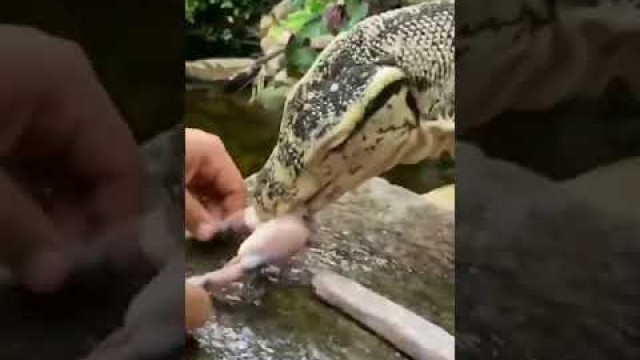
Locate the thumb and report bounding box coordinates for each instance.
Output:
[185,190,220,241]
[0,171,73,293]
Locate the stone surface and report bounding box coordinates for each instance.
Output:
[186,58,255,82]
[258,0,295,75]
[187,175,454,360]
[310,177,454,278]
[313,270,454,360]
[423,184,455,213]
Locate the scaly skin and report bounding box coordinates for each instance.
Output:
[253,0,455,221]
[189,1,456,288]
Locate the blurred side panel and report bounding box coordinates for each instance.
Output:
[456,0,640,359]
[0,1,185,359]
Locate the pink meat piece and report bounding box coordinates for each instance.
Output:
[188,208,311,287]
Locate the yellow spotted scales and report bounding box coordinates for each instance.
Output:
[254,0,455,220]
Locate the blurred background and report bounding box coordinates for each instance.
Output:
[0,1,182,359]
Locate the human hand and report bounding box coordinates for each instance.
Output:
[185,128,247,241]
[81,258,186,360]
[0,26,142,292]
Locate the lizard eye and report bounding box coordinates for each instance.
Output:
[362,79,408,122]
[324,65,408,151]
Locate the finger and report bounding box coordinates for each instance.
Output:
[221,185,247,219]
[0,29,139,290]
[8,36,143,235]
[185,129,246,217]
[211,150,246,216]
[185,190,218,241]
[214,207,259,240]
[185,282,213,332]
[84,259,185,359]
[0,171,73,292]
[57,62,143,233]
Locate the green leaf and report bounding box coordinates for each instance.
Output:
[290,0,306,10]
[268,0,332,38]
[185,0,206,23]
[306,0,330,14]
[345,0,358,16]
[266,1,332,46]
[285,39,319,75]
[345,1,369,29]
[297,16,328,39]
[255,86,290,113]
[279,9,317,32]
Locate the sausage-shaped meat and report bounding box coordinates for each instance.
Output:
[188,210,310,287]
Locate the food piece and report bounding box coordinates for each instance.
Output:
[187,213,310,287]
[313,270,454,360]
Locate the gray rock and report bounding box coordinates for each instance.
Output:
[188,175,454,360]
[185,58,255,83]
[313,270,454,360]
[310,176,454,279]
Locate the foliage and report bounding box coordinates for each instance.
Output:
[185,0,278,58]
[270,0,371,76]
[269,0,369,36]
[184,0,207,24]
[184,0,372,61]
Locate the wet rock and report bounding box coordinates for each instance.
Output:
[423,184,455,214]
[188,175,454,360]
[311,177,454,278]
[313,270,454,360]
[185,58,255,83]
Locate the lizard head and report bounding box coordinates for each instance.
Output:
[252,63,426,221]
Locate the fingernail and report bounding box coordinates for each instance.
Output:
[195,223,217,241]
